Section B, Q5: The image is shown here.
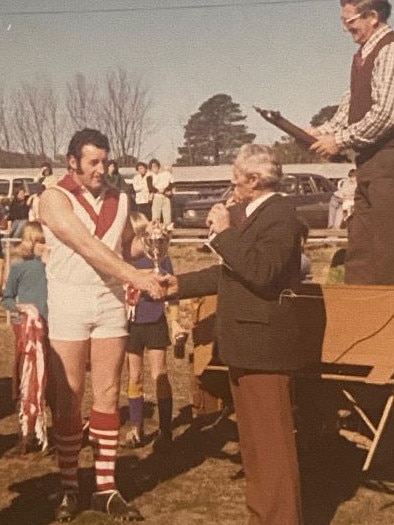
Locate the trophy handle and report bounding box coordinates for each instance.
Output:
[253,106,317,148]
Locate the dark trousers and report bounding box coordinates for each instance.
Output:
[345,149,394,285]
[136,202,152,221]
[229,368,302,525]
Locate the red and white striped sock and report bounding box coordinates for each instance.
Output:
[89,410,120,492]
[54,413,83,493]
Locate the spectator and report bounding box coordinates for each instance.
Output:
[150,160,174,225]
[299,220,313,282]
[133,161,153,220]
[8,186,30,238]
[0,198,9,290]
[327,169,357,228]
[27,183,46,222]
[2,221,49,454]
[105,160,136,209]
[35,162,57,189]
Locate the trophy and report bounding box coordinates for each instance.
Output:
[253,106,346,162]
[253,107,316,148]
[141,221,172,274]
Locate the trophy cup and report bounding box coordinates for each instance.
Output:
[141,221,172,274]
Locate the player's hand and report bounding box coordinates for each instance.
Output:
[131,271,169,300]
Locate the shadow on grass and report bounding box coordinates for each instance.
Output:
[0,412,239,525]
[300,435,364,525]
[0,377,15,419]
[1,405,388,525]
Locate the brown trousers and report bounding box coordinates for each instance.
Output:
[345,148,394,285]
[229,368,302,525]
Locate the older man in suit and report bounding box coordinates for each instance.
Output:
[168,144,303,525]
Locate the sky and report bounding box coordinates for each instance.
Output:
[0,0,360,163]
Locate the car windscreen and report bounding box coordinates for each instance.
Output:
[0,181,10,196]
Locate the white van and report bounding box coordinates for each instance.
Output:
[0,174,39,200]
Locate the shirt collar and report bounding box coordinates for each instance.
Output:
[361,24,392,58]
[245,192,276,217]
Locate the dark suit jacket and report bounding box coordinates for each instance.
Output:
[178,194,303,371]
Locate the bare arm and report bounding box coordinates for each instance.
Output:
[39,189,167,297]
[122,217,145,261]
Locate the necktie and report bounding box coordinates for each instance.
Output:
[353,47,363,69]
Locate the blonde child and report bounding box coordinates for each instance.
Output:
[125,213,182,452]
[2,221,49,453]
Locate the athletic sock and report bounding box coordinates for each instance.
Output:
[89,410,120,492]
[127,382,144,432]
[53,413,83,493]
[156,373,173,433]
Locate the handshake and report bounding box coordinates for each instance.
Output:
[126,272,178,304]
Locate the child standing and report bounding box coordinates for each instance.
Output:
[2,221,49,453]
[125,213,182,452]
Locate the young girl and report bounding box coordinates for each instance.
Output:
[2,221,49,453]
[125,213,182,452]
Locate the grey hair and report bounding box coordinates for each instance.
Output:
[234,144,283,189]
[340,0,392,22]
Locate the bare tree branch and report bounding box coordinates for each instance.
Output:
[65,72,100,130]
[100,67,154,165]
[0,89,12,151]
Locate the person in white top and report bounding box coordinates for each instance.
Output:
[39,128,167,523]
[150,159,174,225]
[132,161,153,220]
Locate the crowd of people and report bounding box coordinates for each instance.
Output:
[0,1,393,523]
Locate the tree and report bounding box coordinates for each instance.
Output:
[100,68,154,166]
[271,105,351,163]
[66,72,100,130]
[0,89,11,152]
[65,69,154,166]
[46,85,67,160]
[11,81,52,163]
[310,105,338,127]
[177,94,255,166]
[270,136,321,164]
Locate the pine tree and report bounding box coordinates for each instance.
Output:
[177,94,255,166]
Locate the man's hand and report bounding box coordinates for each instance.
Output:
[206,203,230,234]
[165,274,179,297]
[304,127,322,138]
[309,134,340,158]
[131,271,169,300]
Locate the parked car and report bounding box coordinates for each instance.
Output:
[0,175,37,200]
[172,180,231,225]
[175,173,335,229]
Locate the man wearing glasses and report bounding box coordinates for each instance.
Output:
[308,0,394,285]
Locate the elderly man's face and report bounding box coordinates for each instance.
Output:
[341,4,378,45]
[231,165,256,202]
